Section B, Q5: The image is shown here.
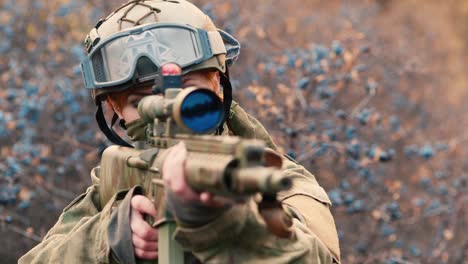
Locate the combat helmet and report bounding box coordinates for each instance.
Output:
[81,0,240,146]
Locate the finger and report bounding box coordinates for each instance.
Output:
[164,142,187,168]
[166,155,186,193]
[169,161,199,201]
[174,185,199,201]
[174,141,187,156]
[199,192,212,204]
[164,143,187,174]
[169,141,187,156]
[130,212,158,241]
[132,233,158,251]
[163,142,199,200]
[130,221,158,241]
[134,248,158,260]
[131,195,157,218]
[163,143,185,185]
[199,192,233,207]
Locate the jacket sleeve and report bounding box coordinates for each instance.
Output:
[18,168,139,264]
[18,184,113,263]
[173,157,341,264]
[279,158,341,262]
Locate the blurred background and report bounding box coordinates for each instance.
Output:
[1,0,468,263]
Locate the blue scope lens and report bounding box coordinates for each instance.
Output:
[179,89,224,134]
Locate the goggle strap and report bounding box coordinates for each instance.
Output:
[95,102,133,147]
[207,31,227,55]
[218,29,241,67]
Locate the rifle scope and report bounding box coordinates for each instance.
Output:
[173,87,225,134]
[138,87,225,134]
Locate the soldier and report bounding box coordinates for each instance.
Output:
[20,0,340,263]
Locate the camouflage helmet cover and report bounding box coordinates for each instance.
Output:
[84,0,228,101]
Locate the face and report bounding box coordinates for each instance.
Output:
[109,70,220,123]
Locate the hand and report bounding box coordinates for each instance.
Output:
[163,141,230,207]
[130,195,158,259]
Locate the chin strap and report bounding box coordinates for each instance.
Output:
[96,102,133,147]
[218,66,233,135]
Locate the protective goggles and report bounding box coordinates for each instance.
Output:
[81,23,240,89]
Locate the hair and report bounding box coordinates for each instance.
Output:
[106,88,133,113]
[106,70,221,112]
[206,70,221,95]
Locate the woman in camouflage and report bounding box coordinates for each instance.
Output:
[20,1,340,263]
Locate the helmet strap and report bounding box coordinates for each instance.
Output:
[119,119,127,129]
[95,102,133,147]
[219,67,233,135]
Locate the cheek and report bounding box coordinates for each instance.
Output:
[121,105,140,123]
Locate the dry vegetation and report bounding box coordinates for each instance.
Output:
[1,0,467,263]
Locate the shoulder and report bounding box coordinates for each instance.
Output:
[227,101,278,150]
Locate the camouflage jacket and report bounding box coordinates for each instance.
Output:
[19,102,341,263]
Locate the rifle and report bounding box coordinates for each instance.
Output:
[98,63,293,263]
